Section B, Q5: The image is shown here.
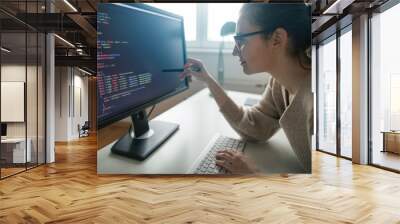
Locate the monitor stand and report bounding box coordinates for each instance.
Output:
[110,110,179,161]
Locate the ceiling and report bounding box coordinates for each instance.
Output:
[0,0,392,71]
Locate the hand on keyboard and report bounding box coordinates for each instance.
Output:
[215,150,255,174]
[193,135,246,174]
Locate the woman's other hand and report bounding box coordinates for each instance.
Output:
[215,150,256,174]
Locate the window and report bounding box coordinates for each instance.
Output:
[146,3,197,41]
[339,27,352,158]
[317,27,353,159]
[370,2,400,171]
[317,36,337,155]
[146,3,242,49]
[390,74,400,130]
[207,3,242,42]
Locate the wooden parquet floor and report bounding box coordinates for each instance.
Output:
[1,135,400,224]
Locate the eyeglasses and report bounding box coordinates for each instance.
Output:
[233,29,273,51]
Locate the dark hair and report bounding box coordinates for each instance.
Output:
[240,3,311,69]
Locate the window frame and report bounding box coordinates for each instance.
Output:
[189,3,237,50]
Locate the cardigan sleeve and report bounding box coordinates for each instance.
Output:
[218,78,282,142]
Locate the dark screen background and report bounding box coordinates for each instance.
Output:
[97,3,187,126]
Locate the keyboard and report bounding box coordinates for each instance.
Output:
[191,134,246,174]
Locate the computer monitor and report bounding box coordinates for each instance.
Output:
[1,123,7,138]
[97,3,188,160]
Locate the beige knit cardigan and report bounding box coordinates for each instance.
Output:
[218,75,313,173]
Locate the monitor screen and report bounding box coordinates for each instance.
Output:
[97,3,188,128]
[1,123,6,137]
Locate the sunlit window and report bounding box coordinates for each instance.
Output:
[145,3,243,47]
[317,36,337,155]
[146,3,196,41]
[207,3,242,42]
[371,2,400,171]
[390,74,400,129]
[339,28,352,158]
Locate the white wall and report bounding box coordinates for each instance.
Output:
[1,65,40,137]
[54,67,89,141]
[1,65,26,82]
[55,67,68,141]
[1,82,25,122]
[72,73,89,138]
[1,65,26,140]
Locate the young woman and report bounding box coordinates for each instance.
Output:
[181,3,313,174]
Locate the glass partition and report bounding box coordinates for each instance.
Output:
[0,1,46,179]
[1,31,28,178]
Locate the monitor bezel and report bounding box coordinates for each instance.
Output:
[97,3,189,130]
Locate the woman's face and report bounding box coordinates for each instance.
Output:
[233,15,275,75]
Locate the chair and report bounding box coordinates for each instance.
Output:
[78,121,90,138]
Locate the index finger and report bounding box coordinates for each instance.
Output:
[186,58,201,65]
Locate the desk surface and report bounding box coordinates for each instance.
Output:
[1,138,28,143]
[97,89,304,174]
[381,131,400,134]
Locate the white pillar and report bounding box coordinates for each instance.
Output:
[352,14,369,164]
[46,1,55,163]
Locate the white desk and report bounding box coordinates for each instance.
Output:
[1,138,32,163]
[97,89,304,174]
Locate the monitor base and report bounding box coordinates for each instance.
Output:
[111,120,179,161]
